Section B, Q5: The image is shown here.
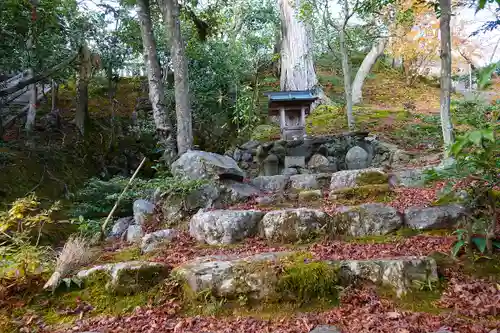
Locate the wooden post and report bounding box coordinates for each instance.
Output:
[279,106,286,139]
[300,105,306,138]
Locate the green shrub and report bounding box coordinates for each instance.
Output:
[70,176,209,219]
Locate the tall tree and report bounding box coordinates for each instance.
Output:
[439,0,454,150]
[339,0,356,130]
[25,0,39,133]
[158,0,193,155]
[75,43,91,136]
[278,0,319,92]
[137,0,177,163]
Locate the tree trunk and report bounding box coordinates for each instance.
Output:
[75,43,91,136]
[137,0,177,163]
[278,0,318,91]
[439,0,454,150]
[339,0,354,130]
[25,68,37,133]
[51,79,58,112]
[159,0,193,155]
[352,38,387,105]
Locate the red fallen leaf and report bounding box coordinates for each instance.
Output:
[173,320,184,333]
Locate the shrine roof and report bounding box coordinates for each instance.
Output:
[263,90,317,102]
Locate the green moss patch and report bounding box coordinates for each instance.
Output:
[331,184,394,205]
[377,283,446,315]
[356,172,389,186]
[277,254,340,303]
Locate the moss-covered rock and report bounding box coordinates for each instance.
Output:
[334,256,438,297]
[330,203,402,237]
[330,184,393,204]
[329,168,387,193]
[76,261,169,295]
[298,190,323,202]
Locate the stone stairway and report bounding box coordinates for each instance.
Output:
[75,154,465,307]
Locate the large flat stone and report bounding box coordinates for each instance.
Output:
[189,209,265,245]
[404,204,466,230]
[173,252,292,300]
[76,261,169,294]
[331,203,402,237]
[335,256,438,296]
[261,208,329,242]
[330,168,387,192]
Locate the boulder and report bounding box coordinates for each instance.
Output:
[298,190,323,201]
[171,150,245,181]
[189,210,265,245]
[336,256,438,297]
[141,229,178,253]
[330,168,387,192]
[251,175,290,193]
[261,208,328,242]
[309,326,342,333]
[108,216,134,239]
[345,146,370,170]
[404,204,466,230]
[173,252,292,300]
[290,174,331,191]
[126,225,144,243]
[239,140,260,151]
[255,195,276,205]
[133,199,155,225]
[76,261,169,294]
[331,203,402,237]
[270,143,286,162]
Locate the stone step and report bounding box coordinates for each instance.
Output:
[188,202,464,245]
[173,251,438,300]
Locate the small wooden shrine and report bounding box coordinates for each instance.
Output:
[264,90,317,140]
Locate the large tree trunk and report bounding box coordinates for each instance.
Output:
[439,0,454,150]
[352,38,387,105]
[278,0,318,91]
[159,0,193,155]
[137,0,177,163]
[339,0,354,130]
[75,43,91,136]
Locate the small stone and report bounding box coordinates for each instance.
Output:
[330,168,386,192]
[141,229,178,253]
[126,225,144,243]
[233,148,242,161]
[239,140,260,150]
[281,167,298,176]
[307,154,329,169]
[242,152,253,162]
[108,216,134,239]
[284,155,306,168]
[133,199,155,225]
[309,326,342,333]
[255,196,276,205]
[298,190,322,201]
[251,175,290,193]
[270,143,286,162]
[345,146,369,170]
